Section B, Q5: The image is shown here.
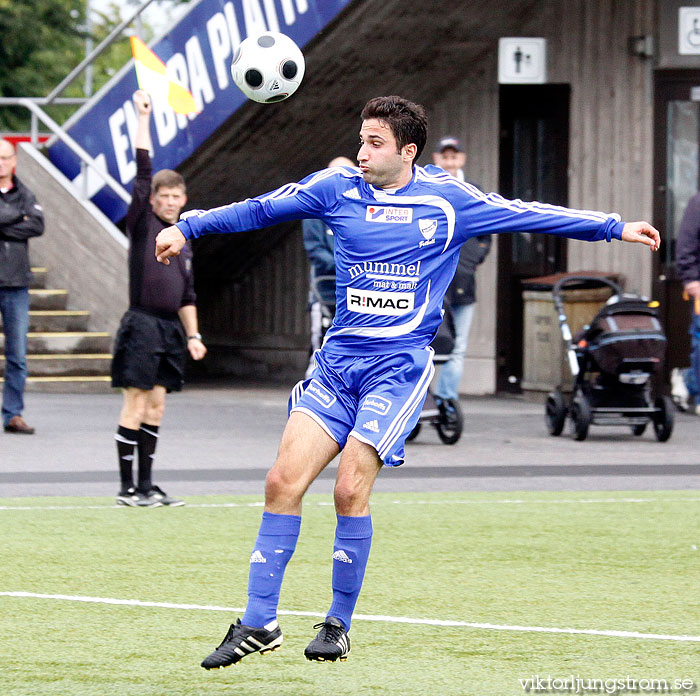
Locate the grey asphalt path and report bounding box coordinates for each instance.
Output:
[1,383,699,498]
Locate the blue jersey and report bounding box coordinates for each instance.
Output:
[176,164,623,356]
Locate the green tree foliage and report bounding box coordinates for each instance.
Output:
[0,0,86,130]
[0,0,160,132]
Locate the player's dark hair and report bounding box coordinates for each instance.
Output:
[151,169,186,195]
[361,96,428,163]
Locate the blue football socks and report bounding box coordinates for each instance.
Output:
[242,511,301,628]
[327,514,373,631]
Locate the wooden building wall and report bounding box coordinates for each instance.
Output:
[426,53,501,393]
[425,0,656,393]
[547,0,656,294]
[194,228,310,381]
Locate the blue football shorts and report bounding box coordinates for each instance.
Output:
[288,347,435,466]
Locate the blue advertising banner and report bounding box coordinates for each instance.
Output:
[48,0,352,222]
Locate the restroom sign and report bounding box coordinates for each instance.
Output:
[679,7,700,55]
[498,38,547,84]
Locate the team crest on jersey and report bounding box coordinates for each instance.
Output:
[418,219,438,247]
[365,206,412,224]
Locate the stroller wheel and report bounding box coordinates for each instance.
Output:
[631,423,647,436]
[406,423,422,441]
[435,399,463,445]
[545,390,567,436]
[570,395,592,441]
[652,396,674,442]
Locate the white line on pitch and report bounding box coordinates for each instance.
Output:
[0,502,265,511]
[1,497,700,511]
[1,592,698,643]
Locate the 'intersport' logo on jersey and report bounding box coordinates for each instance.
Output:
[366,206,413,224]
[347,288,414,316]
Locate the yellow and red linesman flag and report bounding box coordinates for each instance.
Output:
[130,36,199,115]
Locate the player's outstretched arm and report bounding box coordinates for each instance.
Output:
[620,222,660,251]
[156,225,187,264]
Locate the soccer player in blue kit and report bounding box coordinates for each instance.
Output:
[155,96,660,668]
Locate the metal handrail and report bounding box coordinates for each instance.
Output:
[0,1,159,204]
[18,98,131,205]
[0,98,88,105]
[45,0,158,104]
[0,97,89,149]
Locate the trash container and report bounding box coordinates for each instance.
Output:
[521,271,623,397]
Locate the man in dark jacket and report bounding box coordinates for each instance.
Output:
[431,136,491,403]
[672,191,700,412]
[0,139,44,434]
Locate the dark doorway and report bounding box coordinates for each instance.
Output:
[652,70,700,377]
[496,84,571,392]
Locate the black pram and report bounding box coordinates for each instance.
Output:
[406,302,464,445]
[545,275,674,441]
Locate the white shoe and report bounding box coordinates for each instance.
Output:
[671,368,690,412]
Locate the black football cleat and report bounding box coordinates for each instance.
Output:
[201,619,283,669]
[139,485,185,507]
[116,487,150,507]
[304,616,350,662]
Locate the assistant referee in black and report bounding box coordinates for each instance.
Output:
[111,89,206,508]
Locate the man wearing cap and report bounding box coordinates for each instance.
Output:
[432,136,491,408]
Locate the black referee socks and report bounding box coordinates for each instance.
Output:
[137,424,160,492]
[115,425,139,492]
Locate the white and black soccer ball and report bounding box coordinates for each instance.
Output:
[230,32,305,104]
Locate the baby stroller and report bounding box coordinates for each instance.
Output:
[310,277,463,445]
[405,302,464,445]
[545,275,673,441]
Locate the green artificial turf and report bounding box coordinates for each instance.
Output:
[2,490,699,695]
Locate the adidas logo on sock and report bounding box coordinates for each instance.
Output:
[250,550,267,564]
[362,419,379,433]
[332,549,353,564]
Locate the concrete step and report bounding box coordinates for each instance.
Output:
[4,268,115,391]
[30,267,48,289]
[0,375,114,394]
[0,353,112,377]
[29,288,68,310]
[30,310,90,332]
[0,310,91,333]
[0,331,112,354]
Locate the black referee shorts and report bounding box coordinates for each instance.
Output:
[111,309,186,392]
